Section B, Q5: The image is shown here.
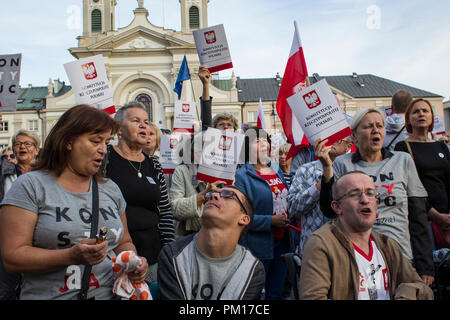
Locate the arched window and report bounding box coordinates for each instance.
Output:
[136,94,153,122]
[189,6,200,29]
[91,9,102,33]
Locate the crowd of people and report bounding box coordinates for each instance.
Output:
[0,67,449,301]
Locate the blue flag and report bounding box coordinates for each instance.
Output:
[173,55,191,100]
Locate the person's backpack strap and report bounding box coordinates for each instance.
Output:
[79,177,99,300]
[386,125,405,149]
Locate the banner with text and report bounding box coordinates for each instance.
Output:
[197,128,244,185]
[64,54,115,114]
[287,79,352,146]
[193,24,233,73]
[0,53,22,111]
[173,100,197,133]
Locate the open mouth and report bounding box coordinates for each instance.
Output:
[371,136,381,143]
[93,158,103,167]
[360,207,372,215]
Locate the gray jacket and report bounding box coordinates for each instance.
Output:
[157,233,265,300]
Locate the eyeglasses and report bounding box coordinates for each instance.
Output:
[216,122,234,128]
[13,141,35,148]
[335,188,379,202]
[204,189,248,215]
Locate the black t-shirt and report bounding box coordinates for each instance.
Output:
[106,147,162,264]
[395,140,450,213]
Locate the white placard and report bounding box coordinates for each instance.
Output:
[433,115,446,135]
[173,101,197,133]
[159,134,185,174]
[64,54,115,113]
[287,79,352,146]
[193,24,233,73]
[0,53,21,111]
[197,128,244,185]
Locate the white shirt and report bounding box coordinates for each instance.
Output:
[354,238,390,300]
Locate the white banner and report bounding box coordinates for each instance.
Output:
[159,134,185,174]
[64,54,115,113]
[0,53,21,111]
[433,115,446,135]
[287,79,352,146]
[193,24,233,73]
[197,128,244,185]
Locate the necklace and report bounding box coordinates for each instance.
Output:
[127,159,143,178]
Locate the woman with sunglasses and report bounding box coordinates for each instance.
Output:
[1,147,17,165]
[234,127,296,300]
[0,130,40,202]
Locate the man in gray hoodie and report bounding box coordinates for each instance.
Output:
[383,90,413,151]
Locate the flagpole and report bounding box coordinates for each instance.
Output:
[189,77,200,121]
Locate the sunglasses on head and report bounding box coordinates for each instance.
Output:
[1,154,15,160]
[204,189,248,215]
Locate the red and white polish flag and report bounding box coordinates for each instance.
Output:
[256,98,267,129]
[276,21,310,159]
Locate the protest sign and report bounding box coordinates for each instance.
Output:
[193,24,233,73]
[197,128,244,185]
[433,115,446,135]
[379,105,394,118]
[159,134,184,174]
[287,79,352,146]
[0,54,21,111]
[173,101,197,133]
[64,54,115,114]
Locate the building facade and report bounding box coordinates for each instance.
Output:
[0,0,446,148]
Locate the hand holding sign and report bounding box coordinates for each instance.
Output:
[287,79,351,146]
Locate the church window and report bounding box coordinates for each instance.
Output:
[189,6,200,29]
[136,94,153,122]
[91,9,102,33]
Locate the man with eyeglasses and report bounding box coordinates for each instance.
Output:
[288,137,353,261]
[158,186,265,300]
[299,171,433,300]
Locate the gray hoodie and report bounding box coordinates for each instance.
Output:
[383,113,410,151]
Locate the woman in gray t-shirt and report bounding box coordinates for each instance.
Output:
[0,105,148,300]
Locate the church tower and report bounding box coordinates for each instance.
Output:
[82,0,117,38]
[179,0,210,33]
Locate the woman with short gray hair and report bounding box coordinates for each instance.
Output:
[103,101,175,283]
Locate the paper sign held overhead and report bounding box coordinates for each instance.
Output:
[0,54,22,112]
[287,79,352,146]
[173,101,197,133]
[193,24,233,73]
[197,128,244,185]
[64,54,115,114]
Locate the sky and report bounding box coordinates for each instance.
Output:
[1,0,449,101]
